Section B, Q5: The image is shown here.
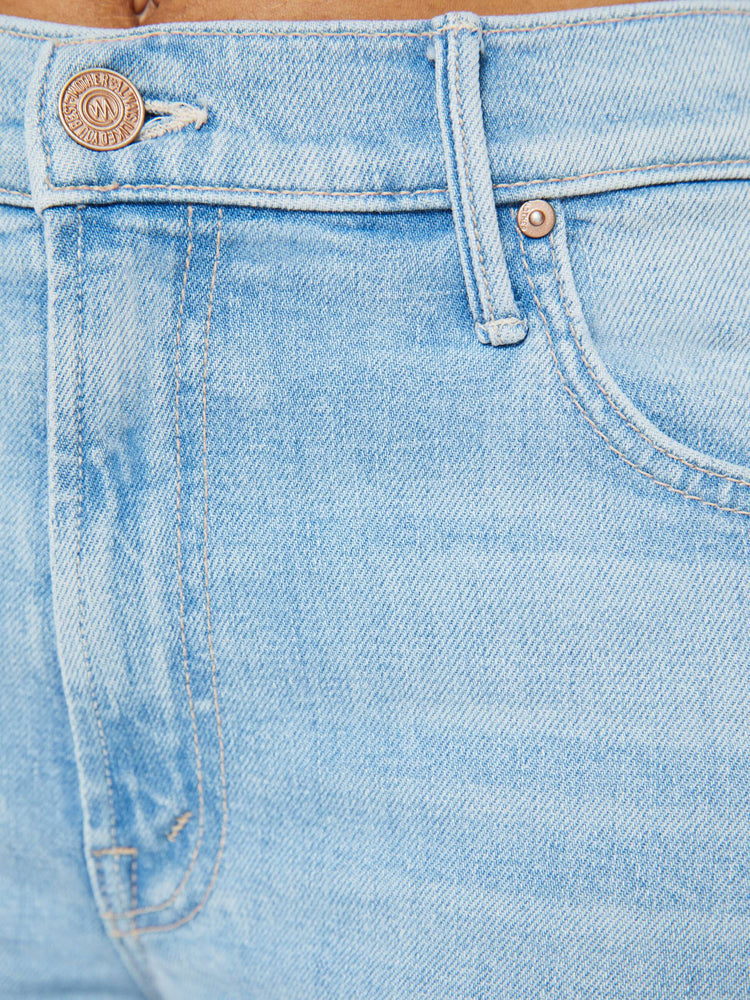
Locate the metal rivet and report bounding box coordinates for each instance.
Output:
[58,69,145,151]
[517,199,556,238]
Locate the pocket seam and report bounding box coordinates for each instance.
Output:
[514,221,750,517]
[548,231,750,489]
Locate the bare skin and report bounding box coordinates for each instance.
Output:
[0,0,634,28]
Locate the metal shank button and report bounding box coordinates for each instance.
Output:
[517,199,556,238]
[58,68,145,151]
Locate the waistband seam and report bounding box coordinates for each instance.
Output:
[9,2,750,213]
[4,6,750,45]
[16,152,750,204]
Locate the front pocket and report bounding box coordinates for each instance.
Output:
[508,183,750,517]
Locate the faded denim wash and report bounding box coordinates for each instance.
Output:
[2,1,750,997]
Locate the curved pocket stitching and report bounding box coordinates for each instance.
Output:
[514,221,750,517]
[548,231,750,488]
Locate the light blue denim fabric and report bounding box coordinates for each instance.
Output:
[2,2,750,997]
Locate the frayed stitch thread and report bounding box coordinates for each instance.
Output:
[139,101,208,141]
[166,811,193,842]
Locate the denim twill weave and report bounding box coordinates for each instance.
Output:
[2,3,750,997]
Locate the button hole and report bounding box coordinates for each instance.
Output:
[138,100,208,142]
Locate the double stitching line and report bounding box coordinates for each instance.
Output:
[482,6,750,35]
[491,156,750,191]
[514,218,750,517]
[547,230,750,489]
[126,207,228,938]
[0,20,471,44]
[75,206,118,862]
[111,209,227,938]
[452,26,495,325]
[110,203,209,922]
[91,208,227,938]
[42,181,450,197]
[5,8,750,44]
[76,209,160,993]
[99,203,200,924]
[16,155,750,204]
[30,13,750,203]
[143,200,207,919]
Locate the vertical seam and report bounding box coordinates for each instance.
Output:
[92,854,119,927]
[130,853,139,911]
[105,204,208,920]
[169,203,207,913]
[98,207,228,928]
[127,854,161,997]
[122,207,228,937]
[38,43,56,189]
[198,205,229,925]
[104,208,227,938]
[452,26,495,324]
[77,209,159,992]
[75,206,118,852]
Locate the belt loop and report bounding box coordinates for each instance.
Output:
[431,12,526,347]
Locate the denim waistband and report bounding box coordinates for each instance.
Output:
[1,0,750,213]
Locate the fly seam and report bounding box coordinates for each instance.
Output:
[91,853,119,920]
[75,208,118,847]
[106,203,209,920]
[93,852,151,983]
[113,208,228,937]
[452,26,495,323]
[130,852,139,911]
[76,207,131,919]
[548,230,750,488]
[94,208,228,931]
[129,856,160,992]
[514,220,750,517]
[168,202,208,918]
[109,852,162,997]
[103,205,206,921]
[197,205,229,930]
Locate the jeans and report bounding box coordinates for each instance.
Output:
[2,1,750,996]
